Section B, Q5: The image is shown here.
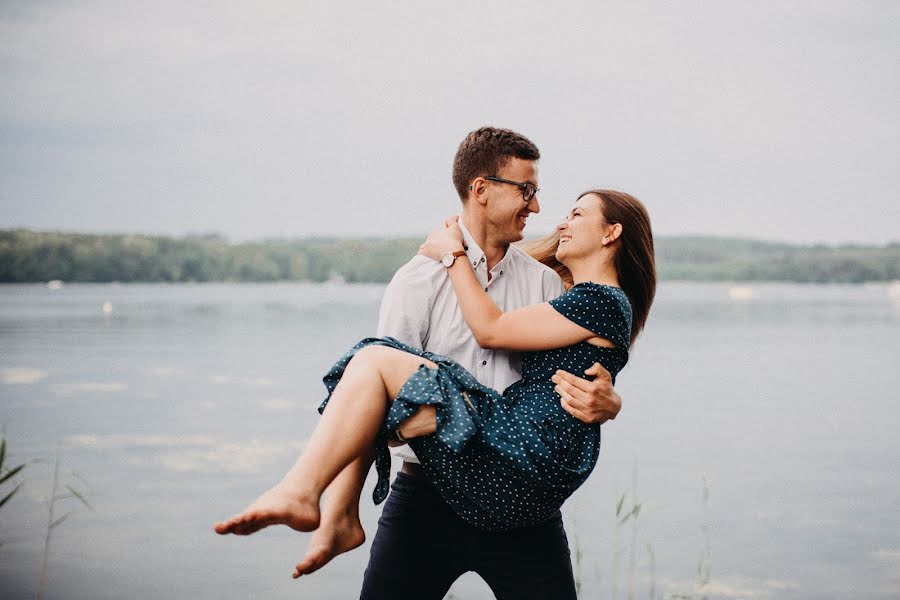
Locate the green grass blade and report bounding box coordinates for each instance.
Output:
[0,463,24,485]
[65,485,93,510]
[618,504,643,525]
[0,481,23,509]
[50,511,73,530]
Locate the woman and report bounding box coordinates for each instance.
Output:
[214,189,656,572]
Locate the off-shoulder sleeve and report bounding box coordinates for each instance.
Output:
[549,283,632,348]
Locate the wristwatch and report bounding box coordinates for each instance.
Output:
[441,250,467,268]
[388,427,409,444]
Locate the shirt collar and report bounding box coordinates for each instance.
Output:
[458,219,514,275]
[458,219,485,268]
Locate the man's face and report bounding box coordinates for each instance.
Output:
[483,158,540,244]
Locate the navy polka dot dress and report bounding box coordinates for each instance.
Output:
[319,282,632,532]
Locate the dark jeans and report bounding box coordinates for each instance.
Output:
[359,472,577,600]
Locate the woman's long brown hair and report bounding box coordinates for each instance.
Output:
[517,190,656,346]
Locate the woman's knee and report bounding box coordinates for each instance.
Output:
[354,345,433,370]
[351,345,401,371]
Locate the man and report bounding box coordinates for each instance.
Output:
[300,126,622,598]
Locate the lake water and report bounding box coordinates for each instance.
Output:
[0,282,898,599]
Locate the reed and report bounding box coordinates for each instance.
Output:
[666,473,714,600]
[0,435,27,522]
[37,442,93,600]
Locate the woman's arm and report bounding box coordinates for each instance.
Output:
[448,261,596,350]
[419,222,598,351]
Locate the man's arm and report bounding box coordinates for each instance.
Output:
[378,257,440,445]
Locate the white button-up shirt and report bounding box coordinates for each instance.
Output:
[377,221,565,463]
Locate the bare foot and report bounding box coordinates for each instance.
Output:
[291,514,365,579]
[214,483,320,536]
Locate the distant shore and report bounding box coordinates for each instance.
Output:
[2,229,898,284]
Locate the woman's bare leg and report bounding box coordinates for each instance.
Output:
[292,451,371,578]
[213,346,437,537]
[293,403,438,578]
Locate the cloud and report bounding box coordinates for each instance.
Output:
[261,397,298,412]
[662,576,797,599]
[66,433,306,474]
[158,440,305,474]
[873,549,900,563]
[873,549,900,582]
[67,433,216,448]
[146,367,189,378]
[208,375,275,388]
[1,367,48,384]
[795,512,841,528]
[52,382,128,395]
[1,2,897,244]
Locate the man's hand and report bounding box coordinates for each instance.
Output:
[551,362,621,424]
[386,405,437,447]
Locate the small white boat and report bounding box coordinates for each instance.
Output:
[728,285,755,301]
[887,281,900,305]
[888,281,900,300]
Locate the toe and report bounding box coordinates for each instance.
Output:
[214,520,234,534]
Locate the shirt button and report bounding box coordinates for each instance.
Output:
[481,360,487,366]
[484,287,488,292]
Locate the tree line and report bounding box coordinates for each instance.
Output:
[1,230,897,284]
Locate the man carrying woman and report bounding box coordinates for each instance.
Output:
[216,126,653,600]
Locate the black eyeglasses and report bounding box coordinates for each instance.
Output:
[484,176,539,202]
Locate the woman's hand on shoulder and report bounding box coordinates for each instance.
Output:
[418,215,465,262]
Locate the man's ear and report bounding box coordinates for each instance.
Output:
[470,177,489,206]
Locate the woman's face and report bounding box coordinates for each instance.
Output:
[555,193,609,265]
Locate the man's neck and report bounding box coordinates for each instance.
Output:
[460,213,509,273]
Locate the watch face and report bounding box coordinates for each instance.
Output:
[441,253,454,267]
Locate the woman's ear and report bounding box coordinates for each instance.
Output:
[603,223,623,245]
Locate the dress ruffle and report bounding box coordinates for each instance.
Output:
[319,336,497,505]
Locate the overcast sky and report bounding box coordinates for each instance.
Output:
[2,1,898,244]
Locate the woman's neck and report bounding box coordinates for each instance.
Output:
[568,258,620,288]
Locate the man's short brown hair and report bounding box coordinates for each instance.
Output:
[452,127,540,200]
